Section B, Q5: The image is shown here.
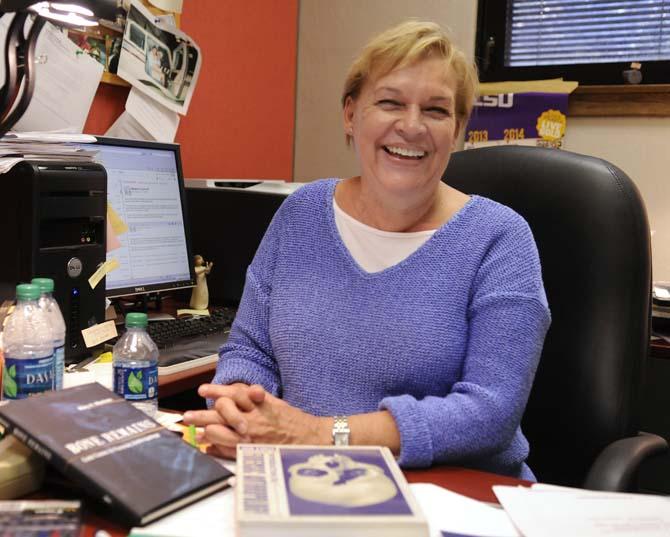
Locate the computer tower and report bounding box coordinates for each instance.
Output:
[185,181,300,306]
[0,161,107,363]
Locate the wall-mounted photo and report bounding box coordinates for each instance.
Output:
[117,0,201,114]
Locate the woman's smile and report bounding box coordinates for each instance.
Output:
[382,145,427,160]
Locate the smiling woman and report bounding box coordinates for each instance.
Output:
[183,20,552,481]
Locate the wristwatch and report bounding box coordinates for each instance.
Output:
[332,415,350,446]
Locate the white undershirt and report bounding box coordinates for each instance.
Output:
[333,197,437,273]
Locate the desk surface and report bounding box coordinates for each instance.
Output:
[77,465,528,537]
[158,362,216,398]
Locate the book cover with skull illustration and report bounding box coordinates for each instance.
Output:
[236,444,428,537]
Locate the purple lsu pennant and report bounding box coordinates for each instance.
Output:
[464,92,569,150]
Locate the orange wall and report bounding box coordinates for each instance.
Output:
[83,0,298,180]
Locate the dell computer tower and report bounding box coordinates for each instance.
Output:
[0,161,107,363]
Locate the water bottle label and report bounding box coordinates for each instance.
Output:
[54,345,65,391]
[2,355,55,399]
[113,364,158,401]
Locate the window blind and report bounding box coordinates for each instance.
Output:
[506,0,670,66]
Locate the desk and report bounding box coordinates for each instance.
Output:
[404,467,528,504]
[77,466,528,537]
[158,362,215,399]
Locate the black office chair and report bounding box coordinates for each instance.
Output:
[442,146,668,491]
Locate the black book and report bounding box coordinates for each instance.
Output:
[0,383,233,526]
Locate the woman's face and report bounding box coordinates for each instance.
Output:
[344,57,460,198]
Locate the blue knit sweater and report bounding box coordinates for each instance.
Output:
[213,179,551,479]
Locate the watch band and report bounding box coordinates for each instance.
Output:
[332,415,350,446]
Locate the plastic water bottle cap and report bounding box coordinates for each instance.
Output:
[16,284,40,301]
[31,277,55,293]
[126,312,149,328]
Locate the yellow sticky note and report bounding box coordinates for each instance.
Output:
[88,258,120,290]
[81,320,118,348]
[95,351,113,363]
[106,217,121,252]
[176,308,210,317]
[107,203,129,236]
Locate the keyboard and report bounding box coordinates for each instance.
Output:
[123,307,238,375]
[146,307,237,349]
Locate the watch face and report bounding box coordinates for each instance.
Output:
[334,433,349,446]
[333,416,350,445]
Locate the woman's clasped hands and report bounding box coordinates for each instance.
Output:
[182,383,330,459]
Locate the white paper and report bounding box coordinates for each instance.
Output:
[3,131,97,143]
[12,22,103,133]
[118,0,201,115]
[411,483,519,537]
[155,410,183,427]
[0,157,24,174]
[148,0,183,14]
[63,363,113,391]
[105,110,154,141]
[494,485,670,537]
[155,14,177,28]
[128,487,235,537]
[126,87,180,142]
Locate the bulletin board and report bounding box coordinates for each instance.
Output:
[83,0,182,134]
[84,0,299,181]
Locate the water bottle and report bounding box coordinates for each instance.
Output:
[112,312,159,417]
[2,284,55,399]
[32,278,66,391]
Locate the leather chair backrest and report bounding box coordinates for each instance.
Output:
[442,146,651,486]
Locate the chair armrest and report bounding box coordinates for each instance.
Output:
[583,432,668,492]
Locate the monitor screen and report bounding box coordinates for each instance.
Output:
[88,137,195,298]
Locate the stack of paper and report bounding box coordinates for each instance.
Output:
[0,132,98,174]
[410,483,520,537]
[494,484,670,537]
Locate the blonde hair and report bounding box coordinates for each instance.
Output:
[342,20,479,145]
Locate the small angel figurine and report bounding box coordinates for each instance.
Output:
[190,255,214,310]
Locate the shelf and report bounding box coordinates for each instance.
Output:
[568,84,670,117]
[101,72,129,87]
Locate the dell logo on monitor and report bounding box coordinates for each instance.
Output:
[134,287,146,292]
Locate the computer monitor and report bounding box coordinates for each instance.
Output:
[87,137,195,298]
[185,183,289,306]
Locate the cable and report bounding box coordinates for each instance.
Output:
[0,13,29,124]
[0,15,46,137]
